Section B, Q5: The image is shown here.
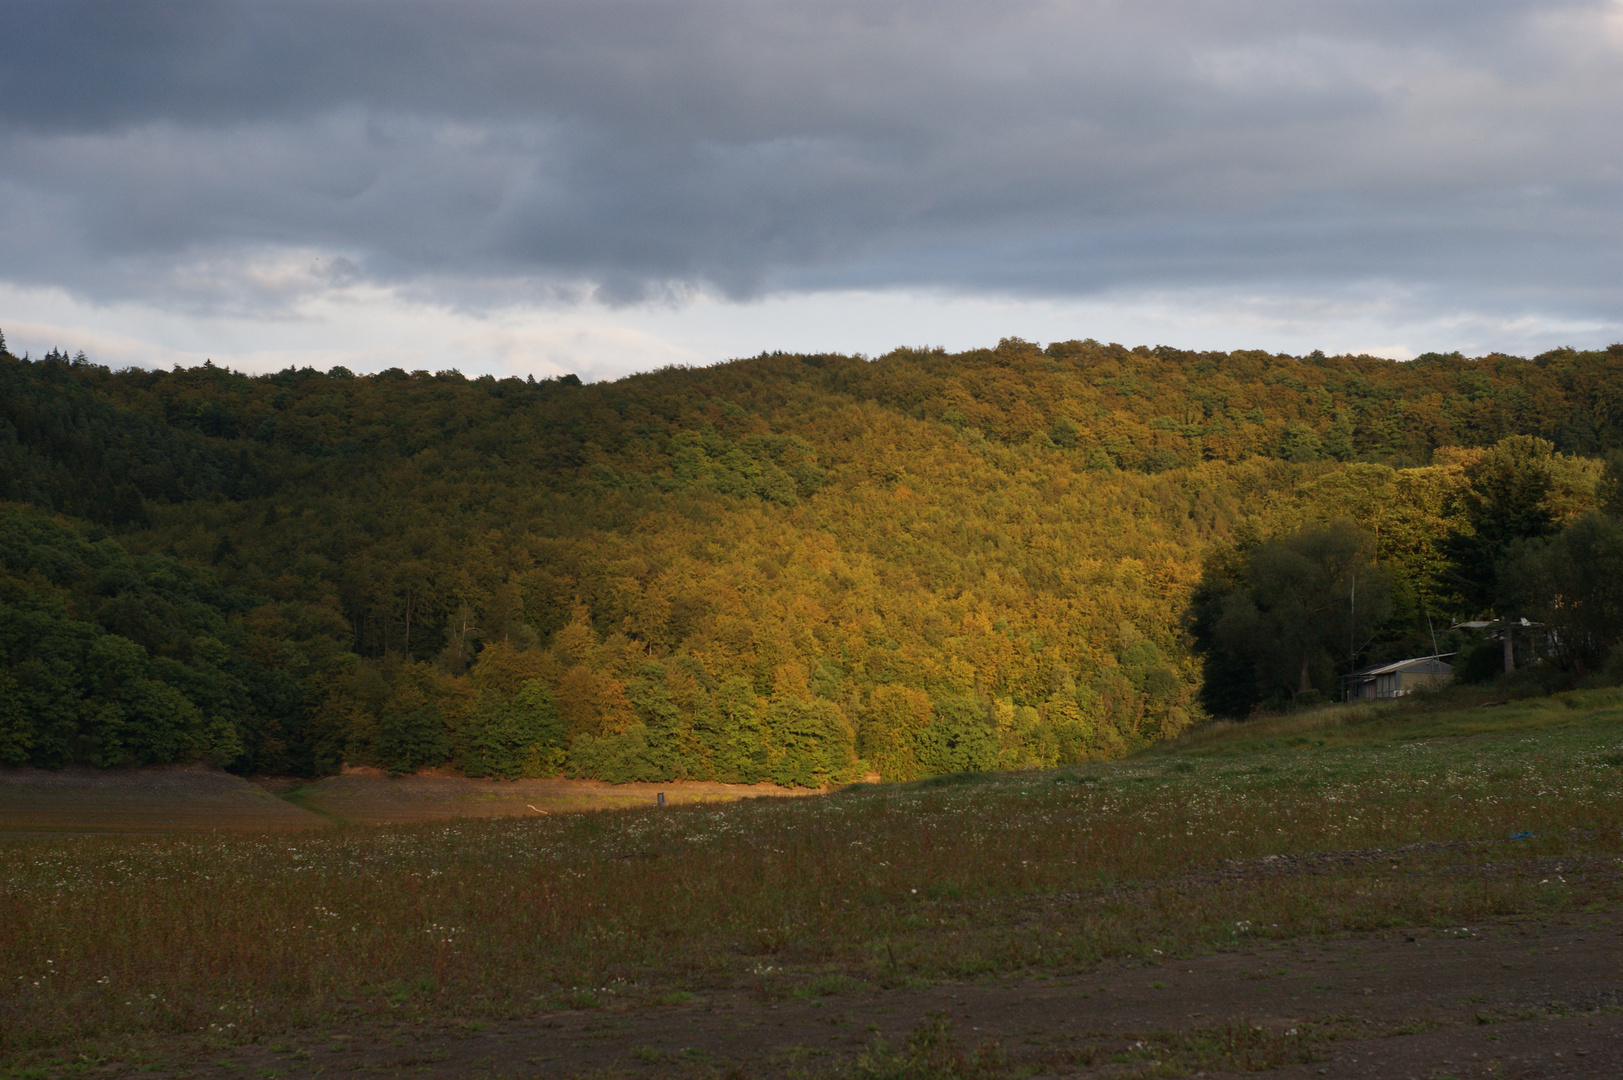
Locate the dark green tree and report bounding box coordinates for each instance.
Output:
[1442,436,1560,615]
[1187,542,1260,718]
[374,704,454,775]
[1596,449,1623,518]
[914,695,998,775]
[1193,522,1392,713]
[460,680,566,779]
[766,697,857,786]
[1497,511,1623,672]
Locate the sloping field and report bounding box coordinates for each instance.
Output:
[5,686,1623,1077]
[0,764,325,835]
[129,916,1623,1080]
[278,769,818,826]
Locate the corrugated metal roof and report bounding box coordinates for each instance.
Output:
[1347,654,1455,678]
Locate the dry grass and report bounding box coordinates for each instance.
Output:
[4,687,1623,1071]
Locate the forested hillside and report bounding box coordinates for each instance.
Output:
[4,335,1621,779]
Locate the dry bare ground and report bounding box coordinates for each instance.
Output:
[0,764,324,836]
[275,768,819,826]
[0,765,817,835]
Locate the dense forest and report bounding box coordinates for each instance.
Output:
[4,332,1623,780]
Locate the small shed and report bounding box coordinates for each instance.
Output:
[1342,655,1454,701]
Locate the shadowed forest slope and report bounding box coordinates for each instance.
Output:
[3,336,1619,779]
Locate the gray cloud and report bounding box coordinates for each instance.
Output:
[1,0,1620,324]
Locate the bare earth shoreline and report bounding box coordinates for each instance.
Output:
[0,763,818,835]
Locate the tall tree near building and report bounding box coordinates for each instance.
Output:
[1192,522,1392,714]
[1441,436,1561,616]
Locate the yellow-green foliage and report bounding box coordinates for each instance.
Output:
[2,340,1619,777]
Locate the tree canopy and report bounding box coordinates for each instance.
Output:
[4,336,1622,769]
[1195,522,1391,711]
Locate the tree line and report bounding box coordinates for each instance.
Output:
[1189,436,1623,713]
[3,335,1622,776]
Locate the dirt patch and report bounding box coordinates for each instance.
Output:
[119,913,1623,1078]
[1,766,826,835]
[277,772,822,826]
[0,763,326,836]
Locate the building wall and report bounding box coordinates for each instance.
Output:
[1398,671,1452,695]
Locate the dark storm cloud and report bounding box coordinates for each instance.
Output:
[1,0,1619,311]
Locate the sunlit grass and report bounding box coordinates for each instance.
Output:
[4,689,1623,1068]
[1161,684,1623,753]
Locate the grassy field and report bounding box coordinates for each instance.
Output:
[4,686,1623,1072]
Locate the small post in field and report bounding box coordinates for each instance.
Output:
[657,792,666,807]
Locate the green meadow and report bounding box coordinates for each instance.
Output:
[4,685,1622,1071]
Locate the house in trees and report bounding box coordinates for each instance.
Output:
[1342,655,1454,701]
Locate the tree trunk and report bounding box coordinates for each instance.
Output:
[1503,627,1515,673]
[1299,649,1313,694]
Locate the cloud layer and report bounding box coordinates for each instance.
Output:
[2,1,1621,370]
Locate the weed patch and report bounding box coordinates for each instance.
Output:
[851,1014,1004,1080]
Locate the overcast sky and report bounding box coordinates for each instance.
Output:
[2,0,1621,379]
